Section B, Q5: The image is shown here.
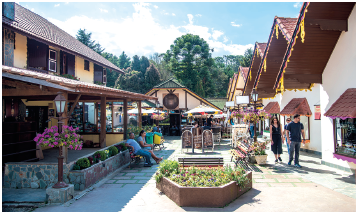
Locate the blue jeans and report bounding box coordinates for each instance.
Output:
[289,141,301,165]
[136,149,152,165]
[285,137,290,155]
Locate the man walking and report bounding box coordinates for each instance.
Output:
[285,114,306,168]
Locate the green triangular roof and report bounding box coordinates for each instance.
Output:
[205,98,227,110]
[153,78,186,88]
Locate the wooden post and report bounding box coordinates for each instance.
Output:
[185,90,187,110]
[123,99,128,140]
[62,92,68,163]
[100,96,106,148]
[138,100,142,129]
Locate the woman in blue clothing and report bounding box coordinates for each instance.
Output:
[270,116,284,163]
[249,121,254,137]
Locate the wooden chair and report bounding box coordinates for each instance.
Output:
[181,130,193,153]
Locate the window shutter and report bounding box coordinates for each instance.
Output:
[84,60,89,71]
[48,49,56,72]
[27,38,48,69]
[67,53,75,76]
[103,68,107,84]
[94,64,103,83]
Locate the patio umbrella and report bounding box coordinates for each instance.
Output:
[127,108,150,116]
[182,105,222,117]
[214,113,227,119]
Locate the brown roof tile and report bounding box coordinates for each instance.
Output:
[263,102,280,114]
[280,98,312,117]
[239,66,249,82]
[275,17,298,41]
[2,65,155,100]
[256,43,267,57]
[324,88,356,119]
[2,4,123,73]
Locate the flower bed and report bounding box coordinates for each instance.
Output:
[155,160,252,207]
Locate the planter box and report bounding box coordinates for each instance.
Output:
[69,150,130,190]
[156,171,252,207]
[255,155,268,164]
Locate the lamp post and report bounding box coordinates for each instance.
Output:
[156,101,160,126]
[251,88,258,142]
[52,92,68,188]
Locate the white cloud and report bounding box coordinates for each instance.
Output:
[187,14,194,24]
[153,5,158,9]
[196,14,202,17]
[223,36,228,43]
[164,12,169,15]
[54,4,60,7]
[99,8,108,13]
[64,2,69,4]
[172,13,176,16]
[231,22,241,27]
[294,2,302,8]
[212,30,223,40]
[48,2,252,57]
[31,8,34,12]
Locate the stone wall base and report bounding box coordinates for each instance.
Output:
[46,184,74,204]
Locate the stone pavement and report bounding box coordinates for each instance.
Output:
[34,136,356,212]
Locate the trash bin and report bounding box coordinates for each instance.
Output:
[153,132,162,145]
[146,132,154,144]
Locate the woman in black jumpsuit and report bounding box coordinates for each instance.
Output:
[270,116,284,163]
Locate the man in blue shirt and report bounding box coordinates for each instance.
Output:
[285,114,306,168]
[126,133,162,167]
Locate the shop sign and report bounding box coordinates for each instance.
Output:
[314,105,321,120]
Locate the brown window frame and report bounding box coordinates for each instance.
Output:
[84,60,89,71]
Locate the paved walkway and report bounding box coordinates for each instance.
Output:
[34,136,356,212]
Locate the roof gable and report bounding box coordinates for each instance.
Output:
[280,98,312,117]
[2,3,123,74]
[153,78,186,89]
[324,88,356,119]
[263,102,280,114]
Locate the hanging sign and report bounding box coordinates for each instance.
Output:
[314,105,321,120]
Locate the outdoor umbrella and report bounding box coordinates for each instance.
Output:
[127,108,149,116]
[182,105,222,117]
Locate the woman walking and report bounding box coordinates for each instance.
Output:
[270,116,284,163]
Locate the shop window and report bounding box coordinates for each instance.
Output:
[300,116,310,140]
[84,102,97,132]
[68,102,83,133]
[84,60,89,71]
[106,102,112,132]
[48,49,57,72]
[334,118,356,158]
[112,102,124,133]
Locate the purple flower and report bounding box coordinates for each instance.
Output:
[65,134,68,138]
[54,133,59,136]
[75,139,78,142]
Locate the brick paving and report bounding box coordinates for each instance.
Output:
[34,136,356,212]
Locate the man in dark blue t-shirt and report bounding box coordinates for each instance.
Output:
[285,114,306,168]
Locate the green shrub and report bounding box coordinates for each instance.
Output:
[94,150,107,161]
[73,164,81,170]
[155,160,180,183]
[109,146,119,156]
[76,158,90,169]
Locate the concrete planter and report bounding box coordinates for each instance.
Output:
[255,155,268,164]
[156,171,252,207]
[69,150,130,190]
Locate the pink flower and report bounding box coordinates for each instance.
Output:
[65,134,68,138]
[75,139,77,142]
[64,142,67,145]
[76,127,79,130]
[54,142,58,145]
[54,133,59,136]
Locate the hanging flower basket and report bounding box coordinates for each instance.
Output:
[243,111,260,123]
[34,125,83,150]
[151,114,166,121]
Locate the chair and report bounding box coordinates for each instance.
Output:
[203,130,214,152]
[181,130,193,153]
[212,127,221,146]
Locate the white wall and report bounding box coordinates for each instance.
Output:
[262,85,322,153]
[320,5,356,170]
[154,89,204,110]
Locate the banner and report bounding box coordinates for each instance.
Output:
[314,105,321,120]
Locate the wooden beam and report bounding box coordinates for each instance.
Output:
[185,90,187,110]
[100,96,106,148]
[138,100,142,129]
[306,19,348,31]
[68,94,81,116]
[284,74,322,84]
[2,89,58,96]
[123,99,128,140]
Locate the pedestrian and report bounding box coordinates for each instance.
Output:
[285,114,306,168]
[283,118,292,155]
[270,116,284,163]
[249,120,254,138]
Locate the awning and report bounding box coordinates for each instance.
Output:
[280,98,312,117]
[324,88,356,120]
[263,102,280,114]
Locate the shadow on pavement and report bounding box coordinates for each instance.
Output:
[335,174,356,184]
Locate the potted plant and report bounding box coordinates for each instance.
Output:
[251,141,268,164]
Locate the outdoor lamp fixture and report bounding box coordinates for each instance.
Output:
[250,88,258,142]
[52,92,69,188]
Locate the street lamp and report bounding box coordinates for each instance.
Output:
[251,88,258,142]
[156,101,160,126]
[52,92,68,188]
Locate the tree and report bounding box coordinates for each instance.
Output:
[140,56,150,76]
[118,51,131,70]
[76,29,105,54]
[131,55,141,72]
[163,34,214,97]
[102,52,120,87]
[239,48,253,68]
[144,63,161,92]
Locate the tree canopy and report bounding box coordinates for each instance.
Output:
[76,29,105,54]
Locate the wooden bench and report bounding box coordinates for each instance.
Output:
[178,157,224,167]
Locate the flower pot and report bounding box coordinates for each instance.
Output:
[255,155,268,164]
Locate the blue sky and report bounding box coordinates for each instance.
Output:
[19,2,303,58]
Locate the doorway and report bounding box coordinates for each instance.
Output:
[26,106,49,133]
[169,114,181,136]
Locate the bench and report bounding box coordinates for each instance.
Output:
[128,147,144,167]
[178,157,224,167]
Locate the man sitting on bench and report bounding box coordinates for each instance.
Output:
[125,132,163,167]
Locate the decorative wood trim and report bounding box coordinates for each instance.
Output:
[100,96,106,148]
[185,90,187,110]
[123,99,128,140]
[68,94,81,116]
[138,100,142,128]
